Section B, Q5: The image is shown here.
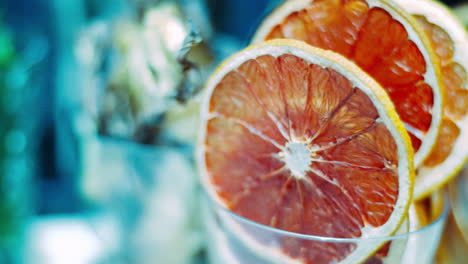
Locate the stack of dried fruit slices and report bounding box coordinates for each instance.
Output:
[197,0,468,263]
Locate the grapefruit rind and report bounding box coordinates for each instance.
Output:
[198,39,414,264]
[251,0,444,168]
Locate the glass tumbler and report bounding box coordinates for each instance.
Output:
[203,193,449,264]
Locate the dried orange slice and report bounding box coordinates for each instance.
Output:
[393,0,468,200]
[198,39,414,264]
[252,0,444,168]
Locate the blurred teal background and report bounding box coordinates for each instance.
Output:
[1,0,281,263]
[2,0,281,216]
[0,0,465,263]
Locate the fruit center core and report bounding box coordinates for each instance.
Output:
[279,141,312,180]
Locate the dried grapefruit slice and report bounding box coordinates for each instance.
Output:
[252,0,444,168]
[393,0,468,200]
[198,39,414,264]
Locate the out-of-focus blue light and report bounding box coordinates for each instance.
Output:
[5,129,26,155]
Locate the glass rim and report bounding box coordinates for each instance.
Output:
[204,189,450,242]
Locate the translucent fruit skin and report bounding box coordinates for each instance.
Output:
[265,0,437,152]
[205,54,401,263]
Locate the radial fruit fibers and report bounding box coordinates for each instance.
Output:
[198,39,414,264]
[252,0,444,168]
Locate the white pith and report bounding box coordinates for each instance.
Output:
[251,0,444,168]
[279,141,313,180]
[197,40,414,264]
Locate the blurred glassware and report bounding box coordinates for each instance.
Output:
[68,1,213,263]
[0,18,47,263]
[75,0,214,144]
[203,191,449,264]
[448,168,468,244]
[435,206,468,264]
[24,214,110,264]
[80,139,203,264]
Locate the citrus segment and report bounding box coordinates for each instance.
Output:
[394,0,468,199]
[252,0,443,167]
[199,40,413,264]
[422,118,459,168]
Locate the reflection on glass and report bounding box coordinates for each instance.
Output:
[203,192,448,264]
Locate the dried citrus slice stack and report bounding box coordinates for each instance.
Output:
[252,0,444,168]
[198,39,414,264]
[393,0,468,200]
